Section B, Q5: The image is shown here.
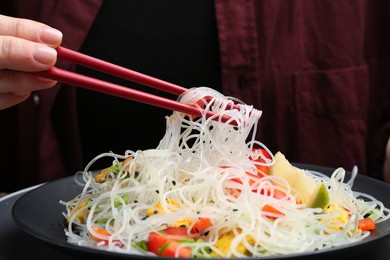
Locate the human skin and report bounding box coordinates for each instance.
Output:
[0,14,62,110]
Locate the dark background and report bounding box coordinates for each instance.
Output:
[75,0,221,169]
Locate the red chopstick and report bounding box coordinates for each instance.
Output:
[56,46,187,96]
[31,46,238,124]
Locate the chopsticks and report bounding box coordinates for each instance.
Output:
[55,46,187,96]
[31,46,237,124]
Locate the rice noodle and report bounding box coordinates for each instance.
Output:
[62,87,390,257]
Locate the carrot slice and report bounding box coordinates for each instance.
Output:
[358,217,376,231]
[90,226,123,247]
[261,204,284,219]
[190,218,212,234]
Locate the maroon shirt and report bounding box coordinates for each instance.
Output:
[1,0,389,192]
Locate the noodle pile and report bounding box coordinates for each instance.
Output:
[62,87,390,258]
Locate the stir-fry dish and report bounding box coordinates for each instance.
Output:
[62,87,390,258]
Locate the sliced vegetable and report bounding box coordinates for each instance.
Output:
[93,162,123,183]
[258,187,287,200]
[131,240,148,251]
[93,157,133,183]
[146,199,180,216]
[270,152,330,209]
[165,218,212,237]
[261,204,284,219]
[173,218,193,228]
[249,148,271,175]
[229,171,288,201]
[190,218,212,234]
[222,165,287,220]
[212,231,255,257]
[90,226,123,247]
[68,200,88,223]
[321,204,349,231]
[222,165,262,193]
[358,217,376,231]
[148,232,192,258]
[164,226,189,237]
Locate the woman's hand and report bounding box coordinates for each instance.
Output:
[0,14,62,110]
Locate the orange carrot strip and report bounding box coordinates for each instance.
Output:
[358,217,376,231]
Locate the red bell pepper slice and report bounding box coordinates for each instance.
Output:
[249,148,271,175]
[164,218,212,236]
[148,232,192,258]
[164,226,189,237]
[258,187,287,199]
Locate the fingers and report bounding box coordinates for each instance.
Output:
[0,92,31,110]
[0,14,62,47]
[0,69,57,93]
[0,14,62,72]
[0,70,57,110]
[0,36,58,71]
[0,15,62,109]
[0,15,63,71]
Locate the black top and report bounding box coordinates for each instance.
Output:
[76,0,221,168]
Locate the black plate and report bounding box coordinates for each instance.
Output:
[12,164,390,259]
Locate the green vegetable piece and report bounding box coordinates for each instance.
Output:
[157,242,170,255]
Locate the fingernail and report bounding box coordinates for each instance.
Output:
[33,46,57,64]
[40,27,63,45]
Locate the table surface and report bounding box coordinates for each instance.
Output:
[1,186,390,260]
